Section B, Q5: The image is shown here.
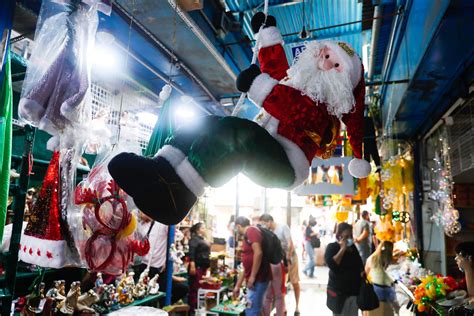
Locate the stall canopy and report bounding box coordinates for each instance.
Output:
[380,0,474,139]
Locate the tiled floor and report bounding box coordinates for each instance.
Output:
[285,266,332,316]
[280,264,414,316]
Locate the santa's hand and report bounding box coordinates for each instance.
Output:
[236,64,261,92]
[251,12,276,34]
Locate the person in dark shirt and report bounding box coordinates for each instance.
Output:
[303,218,318,278]
[188,222,211,312]
[325,222,363,316]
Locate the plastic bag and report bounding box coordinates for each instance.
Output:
[71,148,150,275]
[18,0,99,136]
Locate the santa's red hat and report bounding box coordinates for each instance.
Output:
[19,151,78,268]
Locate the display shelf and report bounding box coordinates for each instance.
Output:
[126,292,165,307]
[0,269,53,281]
[209,301,245,315]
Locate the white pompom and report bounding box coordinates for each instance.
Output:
[348,158,371,179]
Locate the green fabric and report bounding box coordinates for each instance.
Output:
[0,51,12,243]
[144,98,174,156]
[185,116,294,188]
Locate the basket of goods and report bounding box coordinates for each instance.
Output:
[200,277,222,290]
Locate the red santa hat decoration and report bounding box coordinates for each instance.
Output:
[19,151,78,268]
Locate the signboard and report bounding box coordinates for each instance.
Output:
[291,44,306,61]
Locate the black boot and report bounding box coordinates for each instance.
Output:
[108,153,196,225]
[236,64,261,92]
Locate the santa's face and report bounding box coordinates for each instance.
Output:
[285,41,355,118]
[317,45,344,73]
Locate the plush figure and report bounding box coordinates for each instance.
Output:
[108,13,369,225]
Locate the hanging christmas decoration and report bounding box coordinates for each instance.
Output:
[19,151,78,268]
[107,12,369,225]
[429,130,461,236]
[73,149,149,275]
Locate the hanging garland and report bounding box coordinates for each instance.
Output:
[429,128,461,236]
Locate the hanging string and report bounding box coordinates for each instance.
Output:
[168,1,179,86]
[232,0,270,117]
[113,0,136,147]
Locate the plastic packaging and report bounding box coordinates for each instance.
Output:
[72,148,150,275]
[18,0,99,137]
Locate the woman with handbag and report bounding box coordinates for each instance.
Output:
[325,222,364,316]
[365,241,399,315]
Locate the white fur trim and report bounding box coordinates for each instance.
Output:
[348,158,371,179]
[256,26,284,48]
[156,145,185,168]
[175,158,208,197]
[19,234,78,268]
[255,113,310,189]
[272,133,310,190]
[323,41,362,88]
[248,73,278,107]
[18,98,45,124]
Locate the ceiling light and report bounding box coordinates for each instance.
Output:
[299,26,309,40]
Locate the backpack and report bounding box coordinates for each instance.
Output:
[245,225,284,265]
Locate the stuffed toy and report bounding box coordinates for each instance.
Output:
[108,13,370,225]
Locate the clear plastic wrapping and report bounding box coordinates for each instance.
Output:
[18,0,99,136]
[71,148,150,275]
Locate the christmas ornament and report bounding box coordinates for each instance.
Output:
[107,12,368,225]
[429,131,461,236]
[19,151,78,268]
[73,149,150,275]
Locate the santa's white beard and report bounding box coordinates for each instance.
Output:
[284,44,355,119]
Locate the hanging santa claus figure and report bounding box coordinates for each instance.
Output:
[108,13,370,225]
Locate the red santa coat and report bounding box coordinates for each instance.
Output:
[247,27,366,187]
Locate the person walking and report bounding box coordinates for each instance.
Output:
[232,216,272,316]
[303,219,319,278]
[260,214,291,316]
[354,210,371,265]
[325,222,364,316]
[188,222,211,312]
[365,240,399,315]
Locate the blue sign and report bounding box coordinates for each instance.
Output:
[291,45,306,61]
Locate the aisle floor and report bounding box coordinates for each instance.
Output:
[282,265,413,316]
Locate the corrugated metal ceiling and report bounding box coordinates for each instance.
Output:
[227,0,364,57]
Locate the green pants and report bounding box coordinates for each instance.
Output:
[166,116,295,188]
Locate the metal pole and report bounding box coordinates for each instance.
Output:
[5,125,36,315]
[413,141,424,265]
[262,187,267,214]
[234,176,239,270]
[286,191,292,227]
[164,225,176,306]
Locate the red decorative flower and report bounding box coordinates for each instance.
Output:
[46,251,53,259]
[29,248,33,255]
[37,249,41,256]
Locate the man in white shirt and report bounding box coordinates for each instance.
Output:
[137,213,188,304]
[260,214,301,316]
